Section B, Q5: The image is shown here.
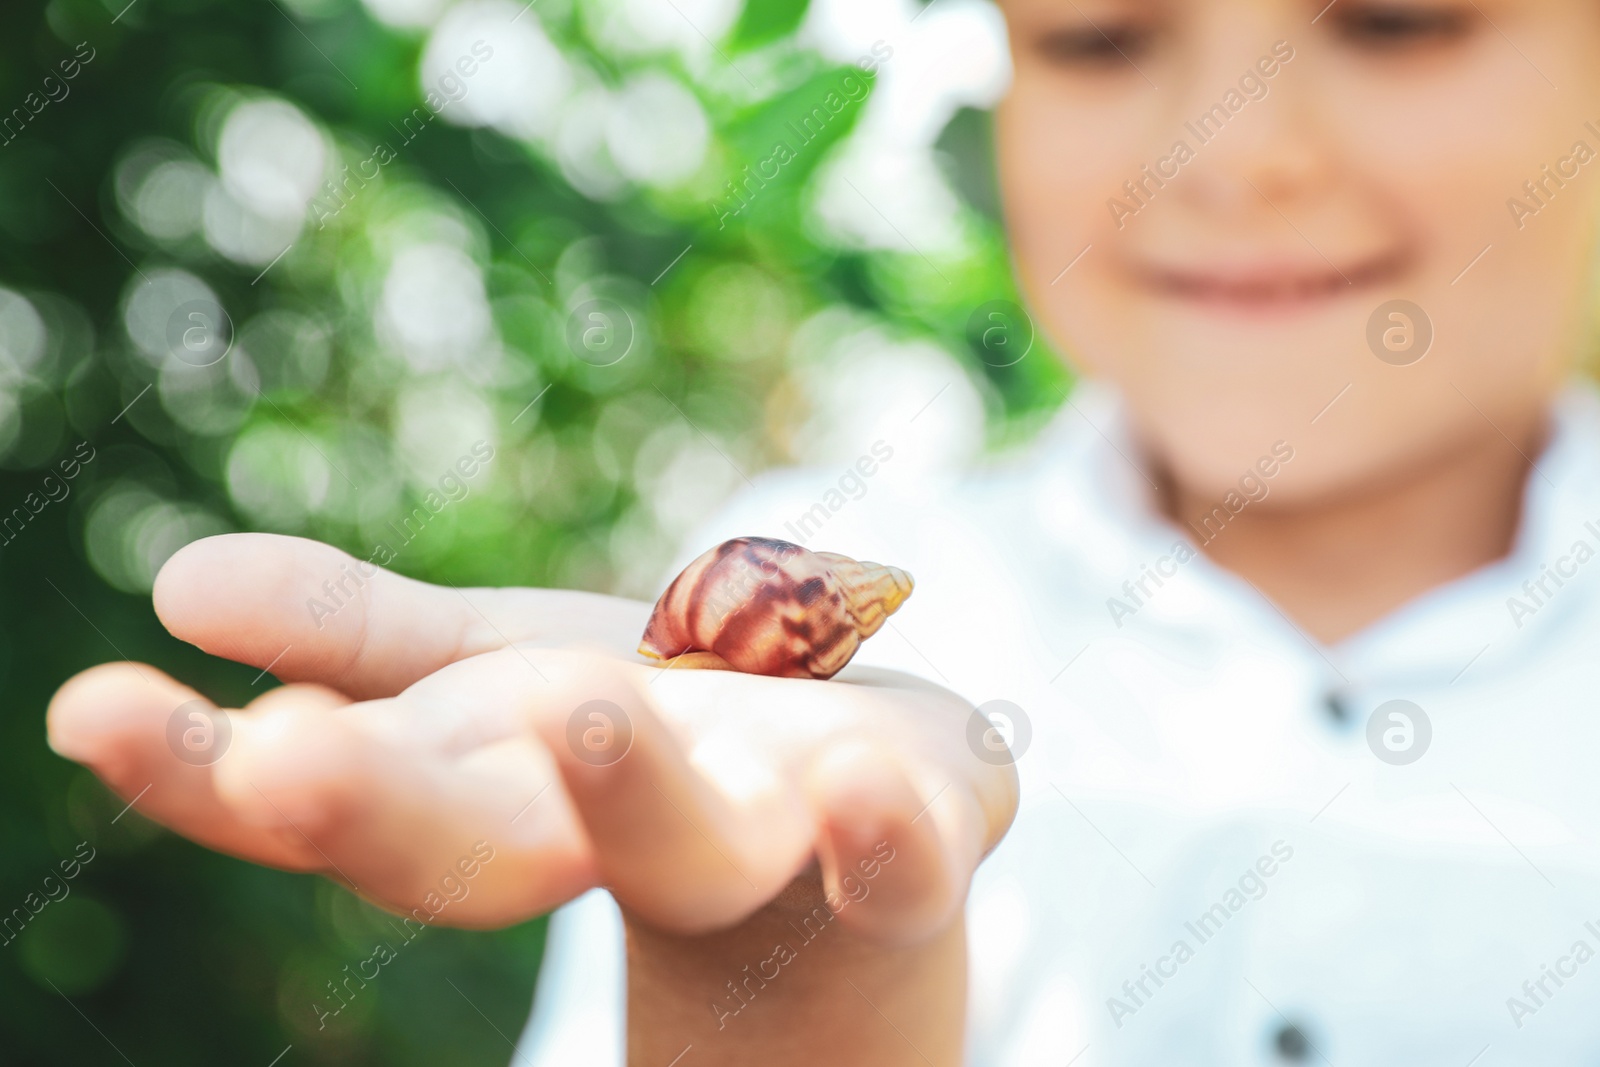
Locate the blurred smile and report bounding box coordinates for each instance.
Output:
[1127,249,1412,316]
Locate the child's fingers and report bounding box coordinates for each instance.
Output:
[245,682,350,715]
[152,533,463,697]
[46,663,333,869]
[49,660,603,927]
[807,740,983,947]
[208,698,599,926]
[488,649,1012,939]
[152,533,648,700]
[49,648,1012,938]
[515,652,816,934]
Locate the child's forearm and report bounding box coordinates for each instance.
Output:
[626,874,967,1067]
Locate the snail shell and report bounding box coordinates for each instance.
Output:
[638,537,914,680]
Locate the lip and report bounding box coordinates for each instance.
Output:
[1130,250,1410,314]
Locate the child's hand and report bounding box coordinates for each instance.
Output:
[46,533,1017,947]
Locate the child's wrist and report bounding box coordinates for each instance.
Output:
[624,871,966,1067]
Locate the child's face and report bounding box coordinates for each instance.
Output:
[997,0,1600,503]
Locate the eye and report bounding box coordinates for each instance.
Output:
[1330,3,1474,48]
[1034,21,1157,68]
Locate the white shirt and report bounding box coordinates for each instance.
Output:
[516,380,1600,1066]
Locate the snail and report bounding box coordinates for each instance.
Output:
[638,537,914,680]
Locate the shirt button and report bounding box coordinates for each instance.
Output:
[1322,690,1349,724]
[1273,1021,1311,1062]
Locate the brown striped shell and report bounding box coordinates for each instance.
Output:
[638,537,914,680]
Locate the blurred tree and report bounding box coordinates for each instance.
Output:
[0,0,1065,1061]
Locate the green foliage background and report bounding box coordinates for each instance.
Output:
[0,0,1065,1061]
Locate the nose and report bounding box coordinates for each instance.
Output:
[1170,38,1334,218]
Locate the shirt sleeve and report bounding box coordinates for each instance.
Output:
[511,888,626,1067]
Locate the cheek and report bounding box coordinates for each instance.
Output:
[998,79,1149,341]
[1328,44,1595,265]
[1001,87,1189,407]
[1319,50,1600,462]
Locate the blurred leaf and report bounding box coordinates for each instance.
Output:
[729,0,810,51]
[723,64,870,171]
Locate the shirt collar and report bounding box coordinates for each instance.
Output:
[1027,378,1600,690]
